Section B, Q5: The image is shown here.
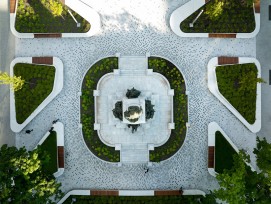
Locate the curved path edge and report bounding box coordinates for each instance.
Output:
[169,0,260,38]
[207,57,261,133]
[10,57,63,132]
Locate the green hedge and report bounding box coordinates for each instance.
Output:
[14,63,55,124]
[38,131,58,174]
[180,0,255,33]
[215,131,237,173]
[63,195,213,204]
[148,57,187,162]
[15,0,90,33]
[81,57,120,162]
[216,63,257,124]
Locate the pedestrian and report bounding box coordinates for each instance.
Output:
[52,119,59,124]
[25,129,33,134]
[49,127,54,133]
[179,187,183,195]
[144,167,149,174]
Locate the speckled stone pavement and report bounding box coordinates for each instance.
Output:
[15,0,257,193]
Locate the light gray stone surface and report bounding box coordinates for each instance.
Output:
[15,0,257,193]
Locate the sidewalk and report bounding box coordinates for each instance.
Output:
[257,0,271,142]
[0,0,15,146]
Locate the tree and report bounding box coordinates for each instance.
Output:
[0,144,62,204]
[214,150,271,204]
[214,151,247,204]
[0,71,25,91]
[253,137,271,174]
[239,71,265,92]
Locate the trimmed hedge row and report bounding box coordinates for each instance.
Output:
[81,57,120,162]
[148,57,187,162]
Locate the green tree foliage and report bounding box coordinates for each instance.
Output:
[239,71,265,92]
[0,144,62,204]
[253,137,271,174]
[0,71,25,91]
[41,0,63,17]
[214,150,271,203]
[126,87,141,99]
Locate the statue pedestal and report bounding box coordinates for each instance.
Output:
[122,98,146,124]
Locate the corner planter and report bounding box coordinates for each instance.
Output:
[10,0,101,38]
[169,0,260,38]
[207,57,261,133]
[35,122,65,177]
[10,57,63,132]
[207,122,255,177]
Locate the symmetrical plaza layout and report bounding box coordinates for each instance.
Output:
[1,0,271,203]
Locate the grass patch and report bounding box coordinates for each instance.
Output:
[148,57,187,162]
[63,195,211,204]
[15,0,90,33]
[216,63,258,124]
[39,131,58,174]
[215,131,237,173]
[81,57,120,162]
[14,63,55,124]
[180,0,255,33]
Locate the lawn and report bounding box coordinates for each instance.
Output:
[216,63,258,124]
[63,195,214,204]
[81,57,120,162]
[180,0,255,33]
[215,131,237,173]
[13,63,55,124]
[15,0,90,33]
[148,57,187,162]
[39,131,58,174]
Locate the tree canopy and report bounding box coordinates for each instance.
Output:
[0,144,62,204]
[0,71,25,91]
[214,141,271,204]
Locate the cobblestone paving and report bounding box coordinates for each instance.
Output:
[15,0,257,193]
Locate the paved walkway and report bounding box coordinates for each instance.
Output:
[14,0,257,194]
[0,0,15,146]
[257,0,271,142]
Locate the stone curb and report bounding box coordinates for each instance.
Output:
[10,57,63,132]
[169,0,260,38]
[207,57,261,133]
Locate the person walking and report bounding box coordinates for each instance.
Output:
[25,129,33,134]
[52,119,59,124]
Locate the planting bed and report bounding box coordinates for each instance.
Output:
[214,131,237,173]
[81,57,120,162]
[180,0,255,33]
[216,63,258,124]
[148,57,187,162]
[15,0,90,33]
[38,131,58,174]
[14,63,55,124]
